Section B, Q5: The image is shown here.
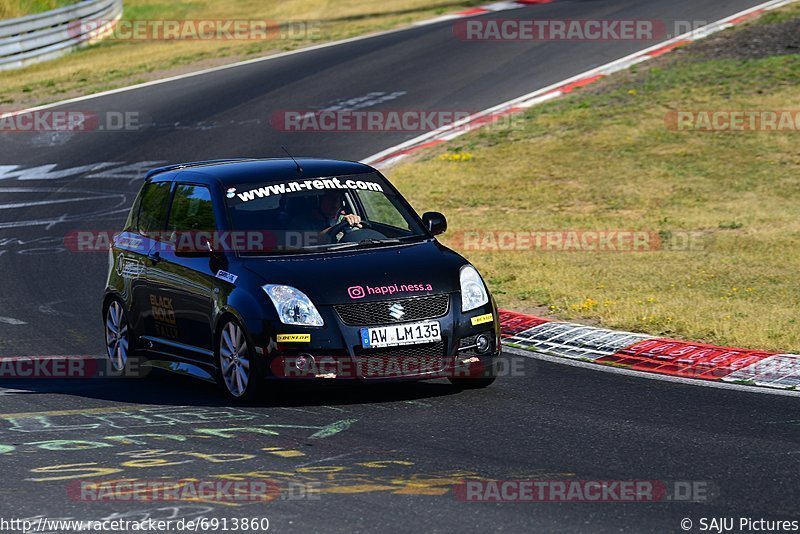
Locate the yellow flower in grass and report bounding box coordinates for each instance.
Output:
[438,152,474,162]
[570,297,598,312]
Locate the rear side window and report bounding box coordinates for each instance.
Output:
[124,187,143,232]
[167,184,216,232]
[138,182,171,237]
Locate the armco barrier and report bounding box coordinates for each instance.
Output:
[0,0,123,71]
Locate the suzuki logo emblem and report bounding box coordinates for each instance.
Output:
[388,303,405,320]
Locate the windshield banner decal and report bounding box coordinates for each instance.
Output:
[234,177,384,202]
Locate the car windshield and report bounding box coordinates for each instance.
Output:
[224,172,428,254]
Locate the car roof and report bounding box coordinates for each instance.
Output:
[146,158,376,185]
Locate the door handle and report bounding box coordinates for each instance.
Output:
[147,251,161,264]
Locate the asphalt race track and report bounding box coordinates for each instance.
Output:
[1,0,798,531]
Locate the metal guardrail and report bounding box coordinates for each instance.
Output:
[0,0,123,71]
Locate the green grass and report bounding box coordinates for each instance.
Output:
[0,0,79,19]
[386,8,800,353]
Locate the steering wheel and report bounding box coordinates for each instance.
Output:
[332,219,370,236]
[344,220,371,232]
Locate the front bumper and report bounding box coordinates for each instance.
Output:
[244,292,500,381]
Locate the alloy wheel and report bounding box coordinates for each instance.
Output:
[105,301,129,371]
[219,320,251,397]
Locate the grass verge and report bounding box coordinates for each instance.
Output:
[387,5,800,352]
[0,0,482,109]
[0,0,78,19]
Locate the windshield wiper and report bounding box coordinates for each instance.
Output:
[325,238,402,251]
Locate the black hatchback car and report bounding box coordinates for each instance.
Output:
[103,158,500,400]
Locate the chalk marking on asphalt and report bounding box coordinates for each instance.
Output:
[0,405,148,419]
[505,347,800,398]
[0,317,26,325]
[0,388,32,396]
[295,453,355,469]
[309,419,358,439]
[0,195,118,210]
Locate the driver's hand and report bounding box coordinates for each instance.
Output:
[342,214,362,228]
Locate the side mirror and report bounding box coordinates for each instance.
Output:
[422,212,447,236]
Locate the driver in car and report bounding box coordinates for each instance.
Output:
[290,190,362,245]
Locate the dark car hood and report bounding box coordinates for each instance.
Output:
[240,239,468,305]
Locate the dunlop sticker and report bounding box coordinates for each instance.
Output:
[470,313,494,326]
[277,334,311,343]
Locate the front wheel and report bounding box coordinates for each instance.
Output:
[217,318,262,401]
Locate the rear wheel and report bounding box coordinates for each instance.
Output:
[217,318,261,401]
[104,300,132,372]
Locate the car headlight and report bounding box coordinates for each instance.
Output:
[262,284,324,326]
[460,265,489,312]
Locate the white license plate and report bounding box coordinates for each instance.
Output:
[360,321,441,349]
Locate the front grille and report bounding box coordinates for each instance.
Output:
[354,341,448,378]
[335,294,450,326]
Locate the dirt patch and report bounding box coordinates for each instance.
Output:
[686,18,800,60]
[575,13,800,99]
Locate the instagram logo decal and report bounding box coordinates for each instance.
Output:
[348,286,366,299]
[347,283,434,299]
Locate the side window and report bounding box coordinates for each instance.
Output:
[167,184,216,232]
[138,182,171,237]
[124,187,144,232]
[357,190,410,231]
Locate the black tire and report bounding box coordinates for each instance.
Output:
[216,317,263,402]
[102,298,136,375]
